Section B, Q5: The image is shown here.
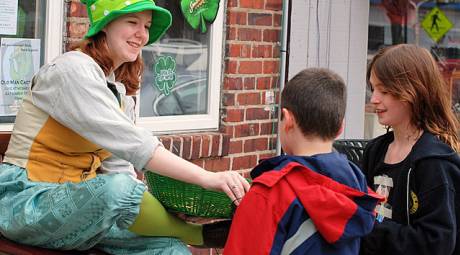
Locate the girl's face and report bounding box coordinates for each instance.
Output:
[369,70,413,129]
[103,10,152,69]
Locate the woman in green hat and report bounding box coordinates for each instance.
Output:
[0,0,249,254]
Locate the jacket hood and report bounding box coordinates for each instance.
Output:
[251,153,384,244]
[368,131,460,168]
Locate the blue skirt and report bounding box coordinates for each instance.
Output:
[0,163,190,255]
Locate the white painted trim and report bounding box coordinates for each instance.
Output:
[136,3,224,134]
[44,0,64,63]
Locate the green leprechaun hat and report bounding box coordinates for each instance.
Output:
[81,0,172,45]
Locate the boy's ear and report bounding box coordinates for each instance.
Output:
[282,108,295,131]
[336,121,345,138]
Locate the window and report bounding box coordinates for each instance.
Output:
[365,1,460,138]
[137,0,224,133]
[0,0,63,130]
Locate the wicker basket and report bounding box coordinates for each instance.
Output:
[145,172,236,219]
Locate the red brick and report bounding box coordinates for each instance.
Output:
[257,77,272,89]
[182,136,192,159]
[210,135,221,157]
[239,61,263,74]
[204,157,231,172]
[244,137,269,152]
[222,135,230,156]
[240,0,264,9]
[263,29,281,42]
[160,136,172,150]
[243,77,256,89]
[273,44,280,58]
[223,77,243,90]
[238,28,262,41]
[222,92,236,106]
[226,43,251,58]
[67,22,88,39]
[69,2,87,17]
[272,76,280,89]
[225,59,238,74]
[260,122,277,135]
[232,155,258,170]
[191,135,202,159]
[237,92,261,106]
[221,125,234,137]
[246,107,270,120]
[224,109,245,122]
[234,123,260,137]
[248,13,272,26]
[266,0,283,11]
[171,136,182,156]
[227,11,247,25]
[226,27,237,40]
[269,137,278,150]
[201,135,211,158]
[274,13,282,27]
[259,152,277,161]
[241,44,252,58]
[252,45,272,58]
[263,60,280,74]
[227,0,238,8]
[229,140,243,154]
[191,159,205,168]
[226,44,241,57]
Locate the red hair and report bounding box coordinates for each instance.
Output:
[72,32,143,95]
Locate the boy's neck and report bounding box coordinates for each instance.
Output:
[286,135,334,157]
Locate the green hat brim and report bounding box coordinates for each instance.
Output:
[85,1,172,45]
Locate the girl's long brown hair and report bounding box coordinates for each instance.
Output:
[72,32,143,95]
[367,44,460,152]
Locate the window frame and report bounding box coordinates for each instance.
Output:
[0,0,64,131]
[135,3,224,134]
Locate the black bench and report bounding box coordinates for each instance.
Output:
[333,139,369,169]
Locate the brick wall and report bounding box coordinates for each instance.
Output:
[66,1,282,253]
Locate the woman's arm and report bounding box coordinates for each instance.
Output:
[145,146,250,205]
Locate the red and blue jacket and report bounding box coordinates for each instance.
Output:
[224,153,383,255]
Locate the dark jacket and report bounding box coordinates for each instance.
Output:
[360,131,460,255]
[225,153,383,255]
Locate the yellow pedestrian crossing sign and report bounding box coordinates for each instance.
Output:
[422,7,453,43]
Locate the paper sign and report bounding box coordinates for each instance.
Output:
[0,0,18,35]
[0,38,40,116]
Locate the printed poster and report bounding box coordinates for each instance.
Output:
[0,0,18,35]
[0,38,40,116]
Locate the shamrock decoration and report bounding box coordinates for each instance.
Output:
[154,56,177,96]
[180,0,220,33]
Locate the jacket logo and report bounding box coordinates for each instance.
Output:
[409,190,419,214]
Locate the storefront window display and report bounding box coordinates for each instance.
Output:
[137,0,223,133]
[0,0,47,123]
[366,0,460,138]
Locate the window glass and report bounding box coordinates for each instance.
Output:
[0,0,46,123]
[140,0,210,117]
[366,0,460,138]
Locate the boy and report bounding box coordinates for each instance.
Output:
[223,68,383,254]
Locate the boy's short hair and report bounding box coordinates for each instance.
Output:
[280,68,346,140]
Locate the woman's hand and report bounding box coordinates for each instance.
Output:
[146,147,250,205]
[200,171,250,206]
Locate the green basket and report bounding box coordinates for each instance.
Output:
[145,172,236,219]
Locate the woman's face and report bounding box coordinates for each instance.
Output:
[103,10,152,69]
[369,70,413,129]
